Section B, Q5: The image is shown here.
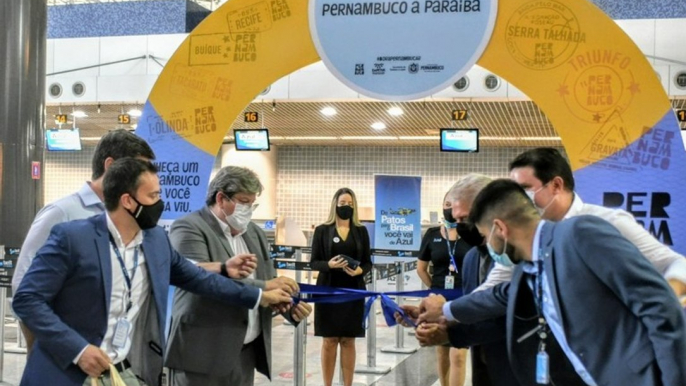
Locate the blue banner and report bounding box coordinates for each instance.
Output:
[374,175,422,252]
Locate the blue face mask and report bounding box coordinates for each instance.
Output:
[486,223,515,267]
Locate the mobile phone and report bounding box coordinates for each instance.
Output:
[338,255,360,270]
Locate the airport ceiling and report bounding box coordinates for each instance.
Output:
[47,99,686,147]
[44,1,686,147]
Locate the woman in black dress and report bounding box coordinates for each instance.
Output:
[310,188,371,386]
[417,192,471,386]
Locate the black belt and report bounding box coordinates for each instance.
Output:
[112,359,131,373]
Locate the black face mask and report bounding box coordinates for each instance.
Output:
[443,208,456,223]
[127,195,165,230]
[336,205,354,220]
[456,222,484,247]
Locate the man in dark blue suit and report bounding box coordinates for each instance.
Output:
[420,179,686,386]
[449,246,518,386]
[13,158,293,386]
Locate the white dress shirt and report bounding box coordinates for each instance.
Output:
[13,182,104,295]
[474,193,686,292]
[74,213,149,364]
[211,211,262,344]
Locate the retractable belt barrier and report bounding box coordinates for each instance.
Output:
[293,283,462,329]
[269,244,311,259]
[273,259,419,285]
[271,244,443,384]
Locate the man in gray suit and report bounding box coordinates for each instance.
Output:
[418,179,686,386]
[165,166,312,386]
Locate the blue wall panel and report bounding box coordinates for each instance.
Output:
[46,0,686,39]
[591,0,686,20]
[48,0,209,38]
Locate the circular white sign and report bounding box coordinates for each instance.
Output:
[309,0,498,100]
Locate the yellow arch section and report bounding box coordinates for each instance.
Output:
[141,0,684,253]
[146,0,668,170]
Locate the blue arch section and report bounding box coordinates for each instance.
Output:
[574,110,686,255]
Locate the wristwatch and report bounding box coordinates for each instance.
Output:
[220,262,229,277]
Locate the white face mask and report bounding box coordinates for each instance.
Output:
[220,194,254,232]
[224,202,253,232]
[525,185,556,217]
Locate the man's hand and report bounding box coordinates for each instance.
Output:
[394,305,420,328]
[418,294,447,324]
[415,320,450,347]
[290,302,313,322]
[226,254,258,279]
[328,256,348,269]
[266,276,299,295]
[343,266,363,277]
[260,288,293,310]
[77,344,111,378]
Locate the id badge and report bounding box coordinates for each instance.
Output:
[536,351,550,384]
[444,275,455,290]
[112,319,131,349]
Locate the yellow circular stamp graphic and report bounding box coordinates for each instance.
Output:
[558,49,638,123]
[505,0,585,70]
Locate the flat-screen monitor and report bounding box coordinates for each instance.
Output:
[46,128,82,151]
[440,128,479,153]
[234,129,270,151]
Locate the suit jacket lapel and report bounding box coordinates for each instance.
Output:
[93,214,113,319]
[540,222,566,331]
[200,206,235,261]
[506,265,525,358]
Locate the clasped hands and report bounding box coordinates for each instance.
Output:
[394,294,451,347]
[264,276,312,322]
[328,255,363,277]
[225,255,312,320]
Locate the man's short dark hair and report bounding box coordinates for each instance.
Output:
[92,130,156,180]
[508,148,575,191]
[469,179,538,227]
[103,158,158,211]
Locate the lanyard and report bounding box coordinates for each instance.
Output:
[444,226,459,274]
[109,233,139,313]
[534,258,550,384]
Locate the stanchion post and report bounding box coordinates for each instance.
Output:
[355,266,390,375]
[295,249,303,287]
[285,249,305,326]
[0,246,5,381]
[381,262,417,354]
[293,294,307,386]
[0,290,5,381]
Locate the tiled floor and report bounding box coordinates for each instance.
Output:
[0,301,473,386]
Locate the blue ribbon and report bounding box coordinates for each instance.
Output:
[294,283,462,328]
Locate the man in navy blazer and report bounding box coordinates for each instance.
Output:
[420,179,686,386]
[447,246,518,386]
[13,158,293,386]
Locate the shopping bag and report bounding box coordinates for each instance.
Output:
[90,364,128,386]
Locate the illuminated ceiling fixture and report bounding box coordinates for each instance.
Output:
[128,109,142,117]
[342,136,395,140]
[71,110,88,118]
[387,106,403,116]
[371,122,386,130]
[320,107,337,116]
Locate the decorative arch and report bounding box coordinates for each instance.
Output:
[137,0,686,253]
